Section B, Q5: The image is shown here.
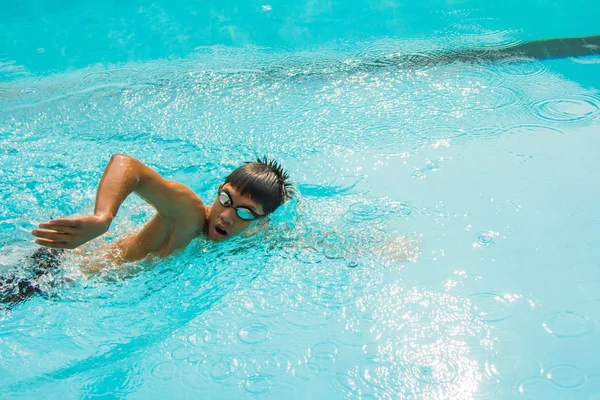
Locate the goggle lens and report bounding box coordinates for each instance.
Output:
[218,191,259,221]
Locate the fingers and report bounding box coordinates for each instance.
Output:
[38,223,78,235]
[43,218,80,228]
[32,229,75,242]
[33,218,82,250]
[34,238,74,249]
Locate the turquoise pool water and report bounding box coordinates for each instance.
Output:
[1,0,600,398]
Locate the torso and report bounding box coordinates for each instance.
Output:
[110,203,208,263]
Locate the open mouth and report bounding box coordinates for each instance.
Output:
[214,223,228,239]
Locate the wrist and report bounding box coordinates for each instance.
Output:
[95,213,114,230]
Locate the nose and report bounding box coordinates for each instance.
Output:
[221,208,236,226]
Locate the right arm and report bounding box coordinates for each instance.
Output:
[32,154,205,254]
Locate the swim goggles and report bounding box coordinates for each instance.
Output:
[218,190,263,221]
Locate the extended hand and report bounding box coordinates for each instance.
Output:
[32,215,112,249]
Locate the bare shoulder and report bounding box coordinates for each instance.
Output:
[163,180,207,221]
[164,180,203,201]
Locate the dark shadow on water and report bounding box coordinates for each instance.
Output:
[361,35,600,70]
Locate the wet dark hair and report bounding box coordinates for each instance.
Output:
[224,157,293,215]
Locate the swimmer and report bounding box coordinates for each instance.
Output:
[2,155,292,306]
[32,154,293,261]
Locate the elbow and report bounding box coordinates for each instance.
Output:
[111,153,133,162]
[109,154,142,183]
[111,154,139,169]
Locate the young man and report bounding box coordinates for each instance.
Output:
[1,155,292,306]
[31,154,293,262]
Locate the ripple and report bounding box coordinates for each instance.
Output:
[346,41,445,71]
[295,246,325,264]
[237,322,271,344]
[547,364,586,389]
[450,18,518,49]
[412,159,441,178]
[320,232,347,260]
[339,316,378,346]
[359,362,397,390]
[346,202,382,221]
[497,57,547,76]
[389,50,448,71]
[307,342,338,371]
[81,70,114,83]
[151,362,178,380]
[390,202,413,217]
[259,351,297,376]
[325,372,367,398]
[244,375,272,395]
[543,311,593,338]
[210,357,241,381]
[467,85,520,110]
[188,326,220,347]
[171,346,191,361]
[465,30,519,49]
[517,377,560,398]
[470,292,512,322]
[284,308,335,328]
[347,226,388,249]
[409,354,459,384]
[477,231,498,245]
[311,287,356,308]
[241,292,287,317]
[474,359,504,399]
[534,96,600,123]
[500,124,564,136]
[412,127,467,140]
[453,64,503,85]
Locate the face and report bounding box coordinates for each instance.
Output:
[206,183,265,242]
